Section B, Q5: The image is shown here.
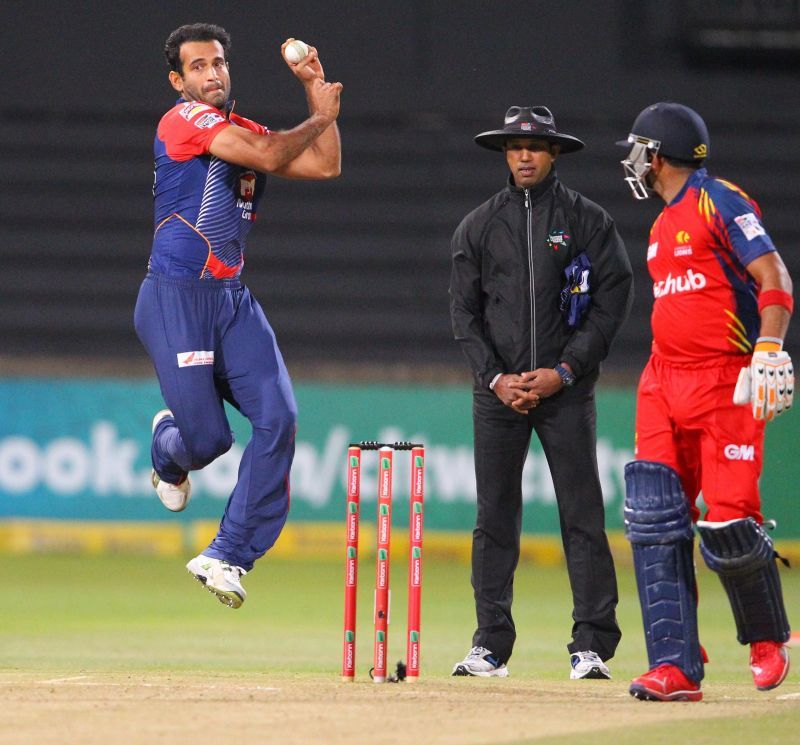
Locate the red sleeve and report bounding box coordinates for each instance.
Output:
[157,102,232,161]
[230,112,269,135]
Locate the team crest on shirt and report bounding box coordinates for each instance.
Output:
[547,230,571,251]
[673,232,693,257]
[239,170,256,201]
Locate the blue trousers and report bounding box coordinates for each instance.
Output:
[134,273,296,570]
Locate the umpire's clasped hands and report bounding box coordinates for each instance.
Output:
[495,370,565,414]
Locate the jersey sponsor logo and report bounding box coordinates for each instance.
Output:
[194,112,225,130]
[653,269,707,298]
[733,212,766,241]
[674,246,693,257]
[724,444,755,461]
[179,102,211,121]
[647,242,658,261]
[177,351,215,368]
[236,199,256,220]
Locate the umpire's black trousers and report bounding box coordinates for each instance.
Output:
[470,376,621,663]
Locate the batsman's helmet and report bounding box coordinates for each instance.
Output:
[618,102,710,199]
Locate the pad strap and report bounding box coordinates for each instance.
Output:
[624,460,703,682]
[697,518,790,644]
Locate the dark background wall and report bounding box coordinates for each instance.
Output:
[2,0,798,380]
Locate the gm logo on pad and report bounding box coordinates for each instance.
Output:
[724,444,754,461]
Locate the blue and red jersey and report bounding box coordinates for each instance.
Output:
[150,99,269,279]
[647,168,776,362]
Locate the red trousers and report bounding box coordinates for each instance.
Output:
[635,354,765,523]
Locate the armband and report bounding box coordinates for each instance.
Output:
[757,289,794,315]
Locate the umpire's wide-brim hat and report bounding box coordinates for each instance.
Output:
[475,106,585,153]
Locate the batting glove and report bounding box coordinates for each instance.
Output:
[733,349,794,421]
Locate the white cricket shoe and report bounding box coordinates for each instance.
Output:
[452,646,509,677]
[570,650,611,680]
[151,409,191,512]
[186,554,248,609]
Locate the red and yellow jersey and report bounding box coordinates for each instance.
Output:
[647,168,776,362]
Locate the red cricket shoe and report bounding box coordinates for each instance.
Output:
[750,641,790,691]
[629,664,702,702]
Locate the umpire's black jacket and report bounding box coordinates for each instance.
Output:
[450,170,633,388]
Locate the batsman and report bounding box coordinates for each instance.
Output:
[618,102,794,701]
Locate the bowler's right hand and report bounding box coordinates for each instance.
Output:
[282,40,325,81]
[309,77,343,123]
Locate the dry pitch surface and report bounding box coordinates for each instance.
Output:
[3,671,799,745]
[4,554,799,745]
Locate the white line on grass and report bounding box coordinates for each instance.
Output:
[38,679,280,692]
[38,676,91,684]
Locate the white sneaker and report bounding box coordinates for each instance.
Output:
[186,554,247,608]
[570,650,611,680]
[151,409,191,512]
[452,646,509,677]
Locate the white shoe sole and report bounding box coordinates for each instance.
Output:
[570,665,611,680]
[452,664,509,678]
[152,470,191,512]
[151,409,191,512]
[186,560,245,609]
[152,409,172,431]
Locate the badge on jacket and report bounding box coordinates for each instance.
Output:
[547,230,571,251]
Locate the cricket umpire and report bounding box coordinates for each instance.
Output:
[449,106,633,679]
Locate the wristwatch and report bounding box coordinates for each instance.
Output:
[554,364,576,388]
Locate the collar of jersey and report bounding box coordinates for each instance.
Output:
[668,167,708,207]
[175,96,236,119]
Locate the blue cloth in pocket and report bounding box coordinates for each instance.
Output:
[559,252,591,328]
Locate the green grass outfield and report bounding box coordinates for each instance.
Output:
[1,553,798,744]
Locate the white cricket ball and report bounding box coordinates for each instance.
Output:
[284,39,309,63]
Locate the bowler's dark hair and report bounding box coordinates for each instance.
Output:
[164,23,231,75]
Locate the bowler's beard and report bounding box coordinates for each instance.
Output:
[184,81,229,109]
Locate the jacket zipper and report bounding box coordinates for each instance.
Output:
[524,189,536,370]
